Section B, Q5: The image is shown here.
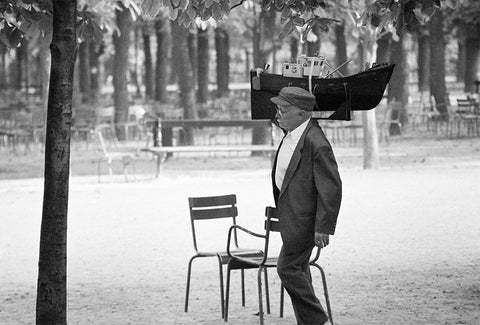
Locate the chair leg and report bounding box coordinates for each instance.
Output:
[241,269,245,307]
[108,158,113,182]
[97,159,102,183]
[217,255,225,319]
[185,255,198,313]
[279,284,284,318]
[257,267,264,325]
[311,263,334,325]
[224,265,232,322]
[123,160,129,182]
[264,268,270,314]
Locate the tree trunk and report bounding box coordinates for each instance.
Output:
[335,21,348,76]
[464,22,480,93]
[89,42,103,98]
[73,57,82,112]
[290,36,299,61]
[143,22,154,99]
[155,17,168,103]
[417,26,430,93]
[359,30,379,170]
[388,32,409,129]
[132,24,142,98]
[188,30,198,91]
[15,41,25,90]
[245,49,250,78]
[456,34,466,83]
[252,19,263,68]
[78,40,91,103]
[171,20,196,144]
[36,1,76,324]
[112,2,132,141]
[429,10,447,116]
[306,25,321,57]
[376,32,391,64]
[251,9,272,148]
[0,44,6,90]
[197,26,210,104]
[39,38,51,111]
[215,26,230,97]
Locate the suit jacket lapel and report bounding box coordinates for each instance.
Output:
[271,137,283,203]
[278,119,315,199]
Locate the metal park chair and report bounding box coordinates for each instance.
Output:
[456,98,479,137]
[94,129,136,183]
[185,194,263,319]
[224,206,333,325]
[378,101,402,144]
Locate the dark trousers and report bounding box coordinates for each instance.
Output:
[277,246,328,325]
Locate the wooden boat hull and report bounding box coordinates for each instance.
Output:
[250,64,395,120]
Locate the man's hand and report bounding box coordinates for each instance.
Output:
[314,232,329,248]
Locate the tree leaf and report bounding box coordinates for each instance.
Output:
[201,7,212,20]
[261,0,273,11]
[211,4,223,20]
[8,27,23,48]
[281,6,292,21]
[292,16,304,26]
[279,19,294,39]
[169,9,179,20]
[141,0,162,19]
[220,0,230,14]
[187,4,196,20]
[179,0,189,11]
[90,20,104,42]
[177,10,188,26]
[25,23,40,39]
[275,0,284,11]
[205,0,213,8]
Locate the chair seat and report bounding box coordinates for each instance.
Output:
[197,249,264,264]
[228,256,278,270]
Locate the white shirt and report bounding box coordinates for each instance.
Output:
[275,118,311,190]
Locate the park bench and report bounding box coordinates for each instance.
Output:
[142,144,276,177]
[142,119,277,177]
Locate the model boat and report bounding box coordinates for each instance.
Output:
[250,59,395,121]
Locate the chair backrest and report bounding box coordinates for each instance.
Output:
[264,206,281,233]
[264,206,322,263]
[95,130,109,157]
[456,99,475,113]
[188,194,239,252]
[386,101,402,122]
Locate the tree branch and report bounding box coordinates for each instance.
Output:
[230,0,246,11]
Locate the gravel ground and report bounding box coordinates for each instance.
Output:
[1,137,480,325]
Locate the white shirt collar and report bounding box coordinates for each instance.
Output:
[287,118,310,143]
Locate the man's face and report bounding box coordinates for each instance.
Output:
[275,104,304,132]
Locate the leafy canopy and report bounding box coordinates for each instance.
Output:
[0,0,458,48]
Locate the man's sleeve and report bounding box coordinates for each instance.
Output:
[313,145,342,235]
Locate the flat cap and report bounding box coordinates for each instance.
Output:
[271,86,316,111]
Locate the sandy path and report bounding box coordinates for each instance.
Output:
[1,163,480,324]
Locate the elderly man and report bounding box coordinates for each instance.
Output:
[271,86,342,325]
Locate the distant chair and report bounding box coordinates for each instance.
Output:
[322,120,346,146]
[95,106,117,142]
[72,107,95,147]
[378,101,402,144]
[456,98,478,137]
[95,129,136,183]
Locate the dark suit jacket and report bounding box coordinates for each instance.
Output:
[272,119,342,254]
